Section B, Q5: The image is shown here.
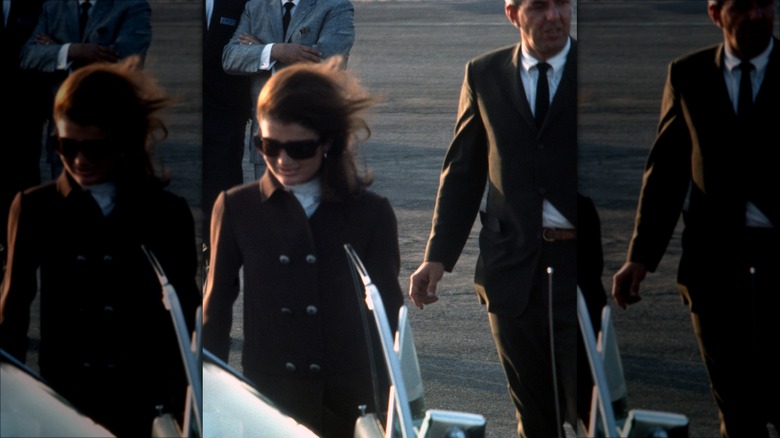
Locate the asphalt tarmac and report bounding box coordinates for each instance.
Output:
[20,1,779,437]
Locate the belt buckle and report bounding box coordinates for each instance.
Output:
[542,228,557,242]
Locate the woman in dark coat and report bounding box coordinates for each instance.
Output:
[0,57,200,437]
[203,57,404,437]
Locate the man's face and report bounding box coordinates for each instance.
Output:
[709,0,775,59]
[506,0,572,61]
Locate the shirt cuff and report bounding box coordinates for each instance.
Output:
[58,44,71,70]
[260,44,275,71]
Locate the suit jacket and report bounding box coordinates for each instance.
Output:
[204,0,251,115]
[628,38,779,311]
[203,172,403,382]
[221,0,355,113]
[1,0,43,74]
[19,0,151,73]
[0,173,200,427]
[1,0,45,256]
[425,41,577,317]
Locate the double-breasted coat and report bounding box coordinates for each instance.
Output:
[0,172,200,436]
[203,171,403,430]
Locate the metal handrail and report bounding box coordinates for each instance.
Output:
[141,245,203,437]
[577,287,618,437]
[344,244,416,438]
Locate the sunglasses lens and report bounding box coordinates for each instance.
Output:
[254,136,282,157]
[57,139,79,158]
[285,141,319,160]
[57,138,117,160]
[255,137,319,160]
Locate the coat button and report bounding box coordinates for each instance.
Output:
[279,255,290,264]
[285,362,297,372]
[306,305,318,315]
[103,255,113,262]
[281,307,293,315]
[537,143,544,150]
[305,254,317,264]
[539,187,546,195]
[309,364,321,373]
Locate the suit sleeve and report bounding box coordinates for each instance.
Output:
[0,193,41,362]
[19,3,60,72]
[424,61,488,271]
[312,0,355,62]
[19,1,152,72]
[627,61,691,272]
[222,3,268,75]
[202,191,243,361]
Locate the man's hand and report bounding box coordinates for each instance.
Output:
[237,33,260,46]
[34,33,59,45]
[271,43,322,65]
[68,43,119,64]
[611,261,647,309]
[409,262,444,310]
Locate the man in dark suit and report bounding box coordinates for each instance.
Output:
[612,0,778,436]
[1,0,45,282]
[18,0,152,180]
[221,0,355,180]
[409,0,577,436]
[203,0,252,263]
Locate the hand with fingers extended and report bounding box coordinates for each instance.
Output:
[611,261,646,309]
[409,261,444,310]
[271,43,322,65]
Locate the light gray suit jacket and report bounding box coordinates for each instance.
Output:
[19,0,152,73]
[222,0,355,124]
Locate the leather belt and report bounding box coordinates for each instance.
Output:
[542,227,577,242]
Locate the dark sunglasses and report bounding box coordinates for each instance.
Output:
[253,136,321,160]
[56,138,120,161]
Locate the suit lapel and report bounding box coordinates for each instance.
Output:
[67,0,80,41]
[754,38,779,111]
[253,0,284,42]
[286,0,315,42]
[541,40,576,133]
[709,44,741,118]
[83,0,113,42]
[505,44,536,130]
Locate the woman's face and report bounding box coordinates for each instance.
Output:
[258,117,325,186]
[56,116,119,186]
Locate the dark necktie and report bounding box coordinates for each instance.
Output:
[80,1,92,39]
[282,1,294,39]
[535,62,550,129]
[738,61,754,117]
